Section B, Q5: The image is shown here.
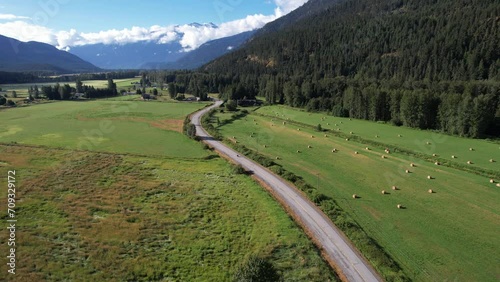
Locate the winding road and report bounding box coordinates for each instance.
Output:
[191,101,382,282]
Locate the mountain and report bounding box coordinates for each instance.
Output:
[0,35,100,74]
[70,41,185,69]
[69,22,251,70]
[143,30,256,70]
[204,0,499,82]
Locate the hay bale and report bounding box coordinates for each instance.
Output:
[350,131,354,134]
[489,179,494,183]
[276,157,280,160]
[354,151,359,154]
[332,149,337,153]
[381,190,387,195]
[308,145,312,148]
[392,186,398,190]
[263,145,267,148]
[452,155,456,159]
[490,159,495,163]
[375,135,379,138]
[381,155,386,159]
[232,136,236,139]
[435,162,440,165]
[352,194,358,199]
[410,163,416,167]
[428,189,434,194]
[497,183,500,187]
[283,122,286,125]
[467,161,472,165]
[469,147,474,151]
[327,123,330,125]
[397,204,403,209]
[426,142,431,145]
[427,175,433,179]
[432,154,437,157]
[324,134,328,137]
[297,128,301,131]
[398,134,402,137]
[346,138,349,141]
[405,169,410,174]
[311,135,315,138]
[297,150,301,153]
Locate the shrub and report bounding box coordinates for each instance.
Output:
[6,100,16,107]
[233,256,282,282]
[0,96,6,105]
[232,164,246,175]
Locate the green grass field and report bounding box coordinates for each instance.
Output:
[213,106,500,281]
[0,100,209,158]
[0,145,336,281]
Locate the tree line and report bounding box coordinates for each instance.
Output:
[40,78,118,100]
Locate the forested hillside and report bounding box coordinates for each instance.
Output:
[161,0,500,138]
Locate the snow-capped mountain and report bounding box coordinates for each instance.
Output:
[69,22,246,70]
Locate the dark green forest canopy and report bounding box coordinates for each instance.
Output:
[155,0,500,137]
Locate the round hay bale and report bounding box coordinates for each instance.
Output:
[352,194,358,199]
[324,134,328,137]
[350,131,354,134]
[349,119,352,121]
[381,155,386,159]
[332,149,337,153]
[381,190,387,195]
[397,204,402,209]
[297,128,301,131]
[375,135,379,138]
[327,123,330,125]
[467,161,472,165]
[346,138,349,141]
[405,169,410,174]
[276,157,280,160]
[232,136,236,139]
[490,159,495,163]
[366,147,370,150]
[308,145,312,148]
[410,163,416,167]
[297,150,301,153]
[263,145,267,148]
[489,179,494,183]
[283,122,286,125]
[427,175,433,180]
[354,151,359,155]
[469,148,474,151]
[432,154,437,157]
[497,183,500,187]
[435,162,440,165]
[452,155,456,159]
[426,142,431,145]
[428,189,434,194]
[392,186,398,190]
[398,134,402,137]
[311,135,314,138]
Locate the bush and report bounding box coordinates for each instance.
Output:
[233,256,282,282]
[232,164,246,175]
[0,96,6,105]
[6,100,16,107]
[225,100,238,111]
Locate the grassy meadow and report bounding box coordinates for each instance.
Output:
[0,98,337,280]
[212,106,500,281]
[0,144,336,281]
[0,100,209,158]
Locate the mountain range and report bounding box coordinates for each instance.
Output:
[69,22,253,70]
[0,35,100,74]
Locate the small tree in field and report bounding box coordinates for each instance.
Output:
[12,91,17,98]
[234,256,282,282]
[316,124,323,132]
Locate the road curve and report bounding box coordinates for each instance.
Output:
[191,101,382,282]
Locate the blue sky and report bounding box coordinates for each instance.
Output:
[1,0,277,32]
[0,0,308,50]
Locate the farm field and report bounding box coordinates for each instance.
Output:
[0,100,208,158]
[0,144,336,281]
[213,106,500,281]
[257,106,500,173]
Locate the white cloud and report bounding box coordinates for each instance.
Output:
[0,0,310,51]
[0,13,30,20]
